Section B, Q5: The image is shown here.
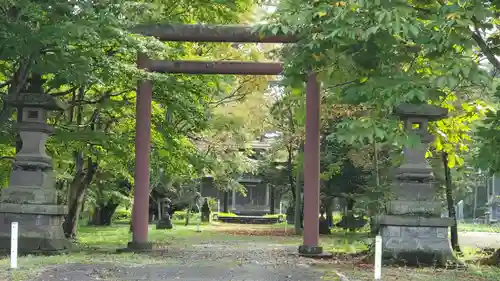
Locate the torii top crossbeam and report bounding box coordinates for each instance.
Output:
[132,24,297,43]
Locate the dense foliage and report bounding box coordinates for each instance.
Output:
[0,0,276,236]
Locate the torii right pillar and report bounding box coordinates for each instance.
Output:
[299,73,324,256]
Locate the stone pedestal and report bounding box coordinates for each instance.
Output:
[0,76,70,254]
[156,213,173,229]
[378,104,454,266]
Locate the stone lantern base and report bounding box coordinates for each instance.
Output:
[378,216,455,266]
[0,169,70,254]
[0,205,70,254]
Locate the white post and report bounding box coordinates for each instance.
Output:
[374,235,382,280]
[217,199,220,213]
[493,173,496,196]
[265,184,270,206]
[284,211,288,234]
[11,222,18,269]
[279,201,282,215]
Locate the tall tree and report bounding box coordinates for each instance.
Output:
[0,0,261,237]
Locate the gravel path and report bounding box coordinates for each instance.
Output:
[35,242,328,281]
[31,232,500,281]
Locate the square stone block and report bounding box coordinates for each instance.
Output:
[392,182,436,200]
[387,200,442,216]
[0,212,68,254]
[8,170,45,186]
[1,186,57,204]
[380,225,453,266]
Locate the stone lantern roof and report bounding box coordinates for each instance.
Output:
[394,103,448,121]
[3,78,67,111]
[4,91,67,111]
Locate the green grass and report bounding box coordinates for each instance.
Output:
[263,213,286,218]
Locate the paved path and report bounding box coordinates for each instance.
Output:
[459,232,500,249]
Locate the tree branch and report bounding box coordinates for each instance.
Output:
[0,80,11,89]
[468,15,500,70]
[70,89,131,106]
[209,77,254,107]
[471,26,500,72]
[50,86,79,97]
[0,156,14,161]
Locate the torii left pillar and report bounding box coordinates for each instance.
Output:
[123,53,153,252]
[298,73,326,257]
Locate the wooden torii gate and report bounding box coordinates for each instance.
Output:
[128,24,323,256]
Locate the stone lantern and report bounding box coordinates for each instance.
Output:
[0,76,70,254]
[378,103,455,266]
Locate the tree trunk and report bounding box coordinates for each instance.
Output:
[294,159,302,234]
[223,191,229,213]
[63,154,97,238]
[90,203,118,226]
[287,144,295,202]
[325,197,333,227]
[185,203,191,226]
[294,142,303,234]
[346,198,356,232]
[346,198,355,212]
[442,152,461,253]
[369,140,380,233]
[480,248,500,266]
[0,58,32,126]
[63,86,98,238]
[157,197,162,220]
[15,108,22,153]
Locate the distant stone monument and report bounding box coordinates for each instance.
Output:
[378,103,454,266]
[318,208,330,235]
[201,198,211,222]
[487,196,500,223]
[156,198,173,229]
[0,75,70,254]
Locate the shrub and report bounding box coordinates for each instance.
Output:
[113,208,131,221]
[172,210,200,221]
[206,197,219,211]
[212,212,237,220]
[172,210,187,220]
